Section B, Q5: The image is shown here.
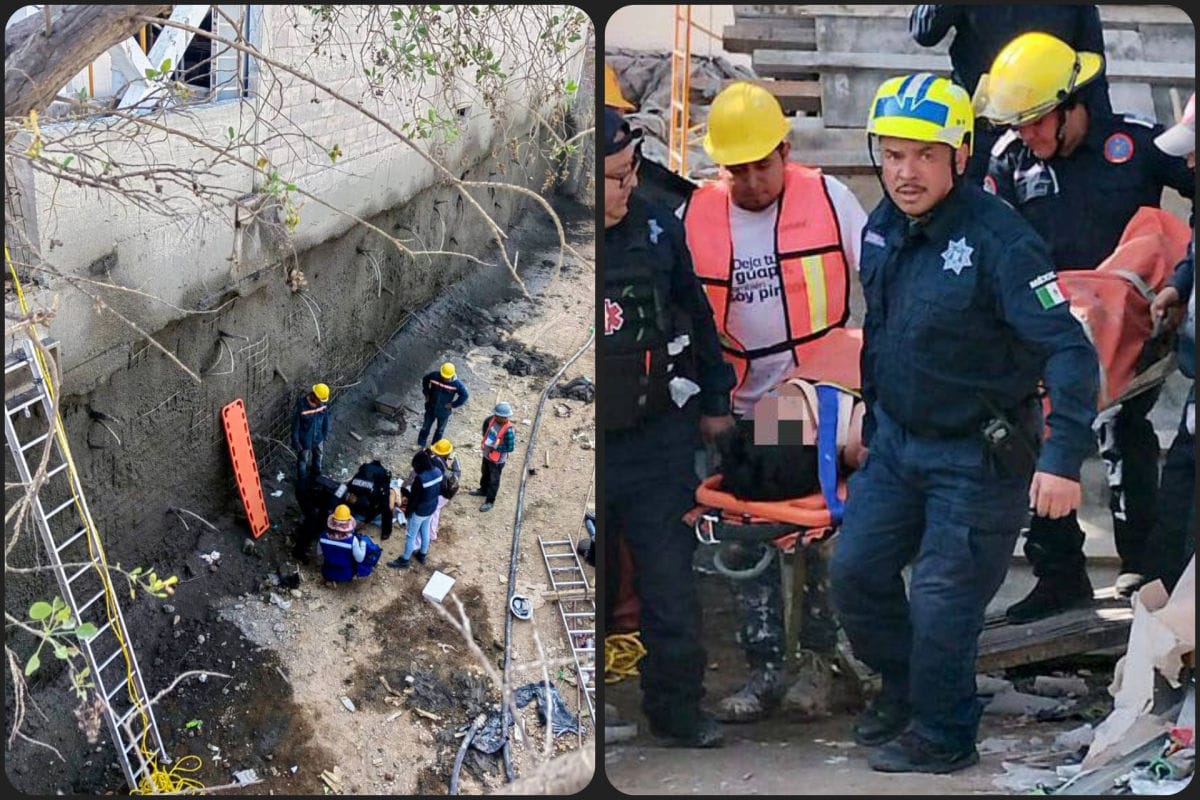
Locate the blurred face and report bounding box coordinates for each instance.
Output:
[604,144,639,228]
[879,137,965,217]
[723,143,789,212]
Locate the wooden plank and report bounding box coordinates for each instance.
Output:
[723,78,821,114]
[722,22,816,54]
[753,49,1196,84]
[787,120,875,174]
[975,603,1133,673]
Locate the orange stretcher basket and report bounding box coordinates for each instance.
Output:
[686,475,845,553]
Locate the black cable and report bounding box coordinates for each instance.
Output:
[449,713,486,795]
[500,328,596,781]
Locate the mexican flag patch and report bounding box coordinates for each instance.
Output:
[1029,271,1066,309]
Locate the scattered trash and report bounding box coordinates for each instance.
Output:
[269,489,283,497]
[521,418,533,425]
[1033,675,1090,698]
[824,756,848,765]
[1127,775,1192,795]
[198,551,221,565]
[548,375,595,403]
[978,736,1024,755]
[349,430,363,442]
[242,538,257,555]
[233,769,258,785]
[269,592,292,611]
[1054,724,1096,751]
[510,594,533,620]
[340,696,356,713]
[276,472,285,482]
[993,762,1063,793]
[514,681,584,737]
[278,563,301,590]
[553,403,572,418]
[471,710,510,754]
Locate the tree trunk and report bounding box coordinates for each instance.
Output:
[5,4,171,126]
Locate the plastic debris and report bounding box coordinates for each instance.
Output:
[992,762,1063,793]
[270,489,283,497]
[233,769,258,785]
[340,696,356,713]
[1033,675,1090,698]
[514,681,584,737]
[198,550,221,565]
[1054,724,1095,751]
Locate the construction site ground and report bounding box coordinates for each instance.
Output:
[7,199,595,795]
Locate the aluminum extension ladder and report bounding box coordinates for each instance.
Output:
[4,337,166,791]
[536,535,596,720]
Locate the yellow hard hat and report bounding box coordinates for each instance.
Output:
[973,32,1104,126]
[867,73,975,154]
[440,362,455,379]
[703,81,791,166]
[431,439,453,457]
[312,383,330,402]
[605,63,635,111]
[333,504,351,522]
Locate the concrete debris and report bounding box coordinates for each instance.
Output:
[984,689,1070,716]
[1033,675,1090,697]
[376,419,401,434]
[977,736,1024,755]
[992,762,1063,793]
[269,592,292,611]
[976,674,1014,696]
[340,696,356,713]
[1054,724,1096,751]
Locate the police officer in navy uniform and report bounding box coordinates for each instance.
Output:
[978,33,1195,620]
[603,107,737,748]
[909,3,1111,184]
[830,74,1098,773]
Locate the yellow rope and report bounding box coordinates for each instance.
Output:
[6,244,205,793]
[604,632,647,684]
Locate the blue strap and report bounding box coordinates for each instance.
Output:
[816,384,845,524]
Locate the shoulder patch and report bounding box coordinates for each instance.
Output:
[864,230,886,248]
[647,217,664,244]
[992,128,1021,157]
[1104,132,1135,164]
[1121,113,1155,129]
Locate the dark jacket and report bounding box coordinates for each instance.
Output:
[987,113,1195,270]
[347,460,391,517]
[602,194,735,431]
[1173,232,1195,380]
[422,372,469,413]
[909,4,1110,108]
[291,394,330,451]
[408,464,444,517]
[859,183,1099,480]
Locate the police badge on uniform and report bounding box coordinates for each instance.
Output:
[941,237,974,275]
[1104,132,1135,164]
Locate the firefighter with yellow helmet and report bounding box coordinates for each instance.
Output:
[978,32,1195,619]
[829,73,1098,773]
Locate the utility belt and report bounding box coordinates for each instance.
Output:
[902,394,1042,476]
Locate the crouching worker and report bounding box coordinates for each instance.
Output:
[389,450,443,569]
[319,504,383,587]
[346,456,393,540]
[831,74,1098,773]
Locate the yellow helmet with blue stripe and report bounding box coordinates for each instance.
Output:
[867,73,974,154]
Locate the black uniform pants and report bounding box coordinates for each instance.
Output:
[1145,387,1195,592]
[606,411,707,729]
[1025,387,1162,577]
[479,457,505,503]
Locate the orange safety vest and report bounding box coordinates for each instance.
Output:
[481,416,513,463]
[683,162,851,395]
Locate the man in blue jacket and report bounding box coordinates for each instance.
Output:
[418,362,469,448]
[389,449,444,569]
[292,382,331,487]
[831,74,1098,773]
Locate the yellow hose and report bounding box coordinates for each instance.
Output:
[604,632,647,684]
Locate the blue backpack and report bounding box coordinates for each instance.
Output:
[356,534,383,577]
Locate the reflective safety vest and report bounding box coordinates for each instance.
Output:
[683,162,851,395]
[481,417,513,463]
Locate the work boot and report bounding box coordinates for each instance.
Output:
[780,649,835,719]
[853,696,911,747]
[479,502,494,512]
[1114,572,1146,598]
[387,556,410,569]
[868,730,979,774]
[647,710,725,748]
[468,488,487,497]
[713,666,787,723]
[414,551,427,565]
[604,703,638,745]
[1005,570,1094,624]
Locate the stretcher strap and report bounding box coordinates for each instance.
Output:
[816,384,845,524]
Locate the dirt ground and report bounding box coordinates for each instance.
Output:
[4,199,595,795]
[605,571,1122,796]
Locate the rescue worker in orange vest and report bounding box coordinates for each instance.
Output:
[469,402,516,512]
[680,81,868,724]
